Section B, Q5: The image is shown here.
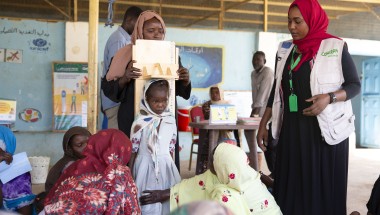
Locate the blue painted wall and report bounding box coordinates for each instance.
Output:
[0,17,369,165]
[0,19,65,131]
[0,18,256,164]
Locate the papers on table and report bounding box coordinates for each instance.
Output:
[0,152,32,184]
[210,104,238,124]
[237,117,262,125]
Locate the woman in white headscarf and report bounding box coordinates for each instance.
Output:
[201,85,225,120]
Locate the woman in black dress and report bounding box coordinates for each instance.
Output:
[257,0,361,214]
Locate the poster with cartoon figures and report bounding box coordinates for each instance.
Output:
[52,62,88,131]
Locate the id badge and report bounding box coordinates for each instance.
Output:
[289,94,298,112]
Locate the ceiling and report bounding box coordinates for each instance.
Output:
[1,0,380,33]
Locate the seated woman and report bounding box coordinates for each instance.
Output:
[45,126,91,193]
[34,126,91,213]
[202,85,223,120]
[141,143,282,215]
[0,126,35,215]
[196,86,237,173]
[202,85,237,144]
[43,129,140,214]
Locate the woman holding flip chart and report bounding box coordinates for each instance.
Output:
[102,10,191,169]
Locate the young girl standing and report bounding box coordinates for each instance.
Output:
[130,79,181,215]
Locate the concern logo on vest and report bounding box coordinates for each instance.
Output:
[321,48,338,57]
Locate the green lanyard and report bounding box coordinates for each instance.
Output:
[288,46,302,112]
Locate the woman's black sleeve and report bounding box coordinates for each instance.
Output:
[341,43,361,100]
[101,78,122,102]
[175,56,192,99]
[101,57,133,103]
[266,53,278,108]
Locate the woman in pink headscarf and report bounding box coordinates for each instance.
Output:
[257,0,361,214]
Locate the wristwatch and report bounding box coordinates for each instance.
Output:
[328,92,337,104]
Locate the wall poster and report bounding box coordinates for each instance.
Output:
[52,62,88,131]
[0,99,17,124]
[223,90,252,118]
[177,44,223,88]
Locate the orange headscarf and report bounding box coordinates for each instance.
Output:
[106,10,166,81]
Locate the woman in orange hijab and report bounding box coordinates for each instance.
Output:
[101,11,191,169]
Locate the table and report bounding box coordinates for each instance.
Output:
[189,120,260,174]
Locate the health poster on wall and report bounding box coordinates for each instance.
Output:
[0,99,17,124]
[52,62,88,131]
[177,44,223,88]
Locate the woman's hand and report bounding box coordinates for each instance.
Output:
[256,107,272,152]
[124,60,142,80]
[0,149,13,165]
[202,102,211,120]
[119,60,142,87]
[139,189,170,205]
[303,94,330,116]
[177,67,190,85]
[257,125,268,152]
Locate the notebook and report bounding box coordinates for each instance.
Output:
[0,152,32,183]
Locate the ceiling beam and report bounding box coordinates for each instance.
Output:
[338,0,380,3]
[43,0,70,19]
[0,15,63,22]
[219,0,225,29]
[217,0,370,12]
[98,0,220,12]
[227,9,337,19]
[225,18,286,26]
[68,0,71,20]
[361,2,380,20]
[163,14,218,21]
[1,2,54,10]
[74,0,78,21]
[184,0,252,27]
[264,0,268,31]
[0,2,357,19]
[0,0,364,30]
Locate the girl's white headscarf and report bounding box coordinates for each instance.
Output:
[130,79,174,180]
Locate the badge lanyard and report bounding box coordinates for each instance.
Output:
[288,46,302,112]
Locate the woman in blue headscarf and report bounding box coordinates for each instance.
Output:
[0,126,35,215]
